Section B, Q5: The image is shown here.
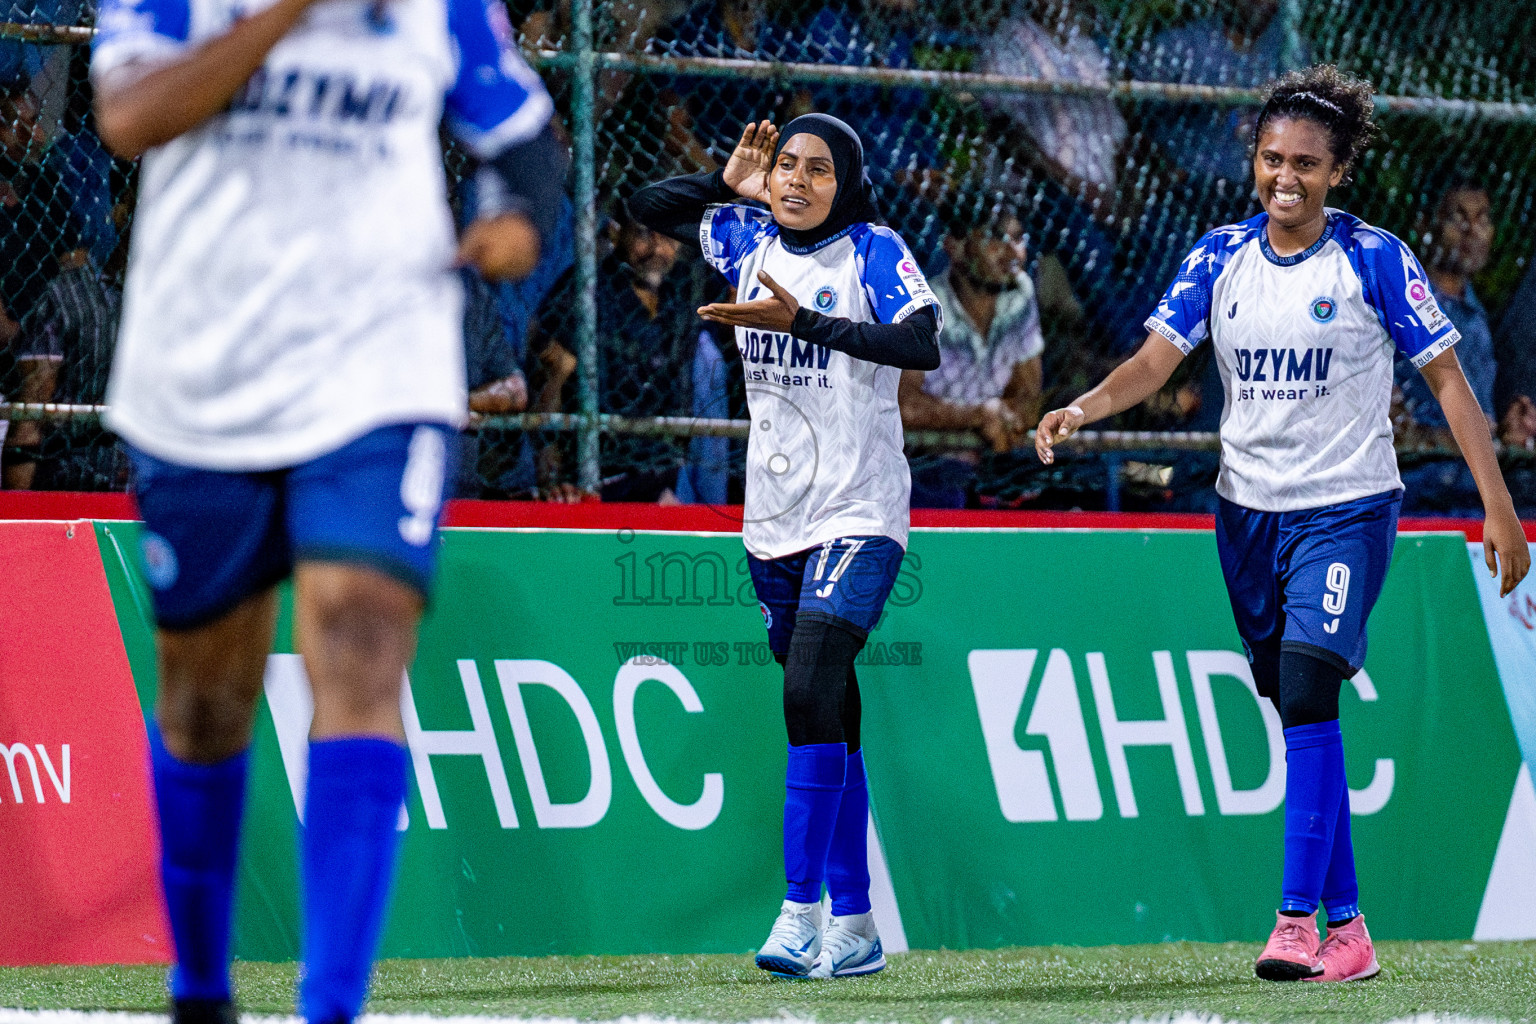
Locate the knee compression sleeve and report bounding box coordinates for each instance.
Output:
[1278,648,1343,729]
[842,666,862,754]
[783,617,865,747]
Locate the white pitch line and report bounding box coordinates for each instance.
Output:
[0,1011,1512,1024]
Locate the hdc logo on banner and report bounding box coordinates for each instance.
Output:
[969,648,1394,823]
[263,654,723,832]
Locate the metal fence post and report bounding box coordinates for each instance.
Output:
[571,0,600,494]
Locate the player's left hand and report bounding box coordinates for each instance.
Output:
[1483,504,1531,597]
[697,270,799,332]
[457,213,540,281]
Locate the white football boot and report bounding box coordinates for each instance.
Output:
[809,911,886,978]
[755,900,823,977]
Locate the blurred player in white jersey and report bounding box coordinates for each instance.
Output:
[90,0,563,1019]
[630,114,941,979]
[1036,65,1528,984]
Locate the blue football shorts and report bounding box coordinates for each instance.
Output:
[128,423,456,630]
[748,535,906,655]
[1215,488,1401,675]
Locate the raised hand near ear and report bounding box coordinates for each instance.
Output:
[722,120,778,205]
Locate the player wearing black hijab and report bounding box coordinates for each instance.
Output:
[632,115,941,978]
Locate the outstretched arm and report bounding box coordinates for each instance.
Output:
[95,0,323,158]
[1420,349,1531,596]
[696,270,940,371]
[1035,333,1186,464]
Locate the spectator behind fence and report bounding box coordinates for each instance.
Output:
[55,45,123,272]
[458,267,536,499]
[974,0,1151,355]
[1393,181,1500,514]
[0,76,86,486]
[900,203,1044,508]
[1132,0,1305,220]
[0,78,85,335]
[531,205,722,502]
[3,170,132,491]
[1494,245,1536,452]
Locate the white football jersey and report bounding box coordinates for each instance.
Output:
[92,0,552,470]
[701,205,941,559]
[1146,210,1459,511]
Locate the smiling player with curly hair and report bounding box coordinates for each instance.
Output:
[1037,64,1529,984]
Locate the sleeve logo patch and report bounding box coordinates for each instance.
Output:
[1405,278,1452,334]
[1310,296,1336,323]
[899,259,917,274]
[814,286,837,311]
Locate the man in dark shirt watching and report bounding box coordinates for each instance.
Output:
[1393,181,1503,513]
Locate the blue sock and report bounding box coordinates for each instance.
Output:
[1280,720,1345,915]
[784,743,846,904]
[300,737,408,1024]
[1321,782,1360,924]
[148,724,248,1003]
[827,749,872,916]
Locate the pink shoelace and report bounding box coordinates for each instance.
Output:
[1271,917,1317,957]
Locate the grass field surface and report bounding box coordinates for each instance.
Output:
[3,942,1535,1024]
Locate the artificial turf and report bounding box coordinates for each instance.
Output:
[3,942,1535,1023]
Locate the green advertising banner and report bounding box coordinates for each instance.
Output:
[94,523,1521,960]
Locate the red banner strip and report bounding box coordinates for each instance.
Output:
[0,491,1527,540]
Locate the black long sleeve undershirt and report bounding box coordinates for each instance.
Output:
[793,306,940,372]
[627,169,740,246]
[630,172,942,370]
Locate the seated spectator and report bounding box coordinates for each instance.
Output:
[3,171,132,491]
[1495,242,1536,452]
[980,0,1125,212]
[0,77,85,330]
[899,202,1044,508]
[1131,0,1304,216]
[971,0,1151,355]
[531,203,722,502]
[1393,181,1500,514]
[457,267,537,499]
[1129,0,1308,321]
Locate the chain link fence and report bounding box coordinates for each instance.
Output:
[2,0,1535,511]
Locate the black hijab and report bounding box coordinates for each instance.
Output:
[771,113,881,253]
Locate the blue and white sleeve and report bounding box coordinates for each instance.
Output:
[445,0,555,158]
[1144,233,1220,353]
[700,204,774,288]
[859,226,942,328]
[91,0,190,81]
[1353,230,1461,368]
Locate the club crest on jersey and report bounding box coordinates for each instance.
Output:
[814,286,837,312]
[759,601,773,629]
[1310,296,1336,323]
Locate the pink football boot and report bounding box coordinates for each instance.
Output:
[1255,911,1324,981]
[1306,915,1381,983]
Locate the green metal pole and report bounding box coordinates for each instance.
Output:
[572,0,600,493]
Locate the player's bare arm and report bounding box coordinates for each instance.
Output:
[1036,332,1185,464]
[1419,348,1531,596]
[94,0,330,158]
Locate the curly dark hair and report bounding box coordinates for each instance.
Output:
[1253,65,1379,181]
